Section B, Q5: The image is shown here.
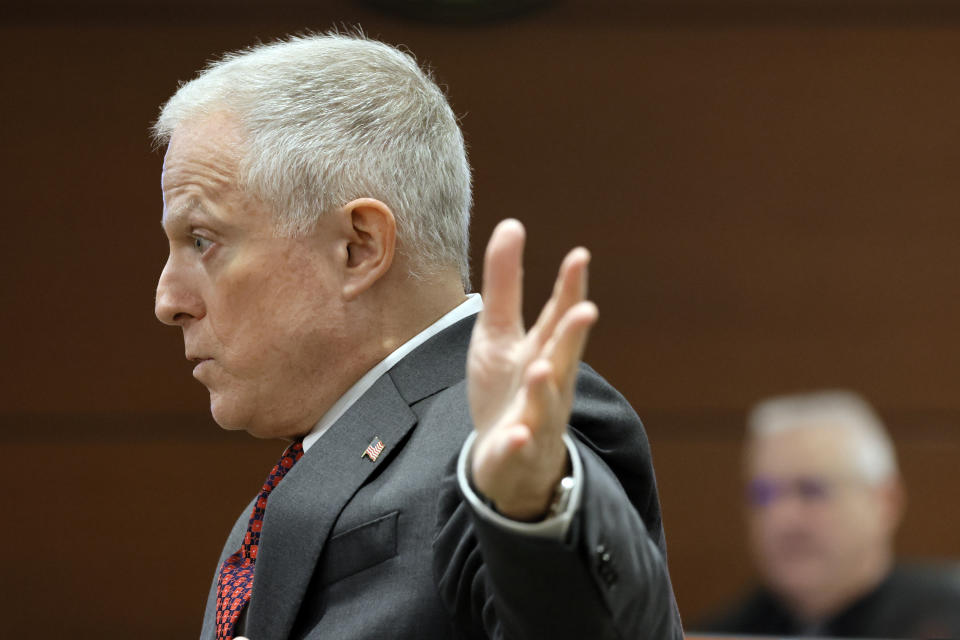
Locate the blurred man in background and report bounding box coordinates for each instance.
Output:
[701,390,960,638]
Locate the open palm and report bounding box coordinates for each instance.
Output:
[468,219,598,521]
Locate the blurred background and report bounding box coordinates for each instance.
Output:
[2,0,959,636]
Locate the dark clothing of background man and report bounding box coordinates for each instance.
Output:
[702,564,960,638]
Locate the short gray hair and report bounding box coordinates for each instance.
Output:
[152,32,472,288]
[748,390,898,484]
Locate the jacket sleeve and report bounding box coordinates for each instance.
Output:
[433,364,683,640]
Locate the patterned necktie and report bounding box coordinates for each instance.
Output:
[215,440,305,640]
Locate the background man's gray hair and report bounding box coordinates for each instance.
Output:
[152,32,473,288]
[748,390,899,484]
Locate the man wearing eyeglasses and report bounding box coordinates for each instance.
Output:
[698,390,960,638]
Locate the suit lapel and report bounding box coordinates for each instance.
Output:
[388,313,475,405]
[244,373,416,640]
[242,313,478,639]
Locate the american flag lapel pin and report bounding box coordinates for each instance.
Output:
[361,436,385,462]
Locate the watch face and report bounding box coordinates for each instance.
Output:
[548,475,576,517]
[360,0,559,23]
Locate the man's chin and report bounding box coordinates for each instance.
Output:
[766,561,830,598]
[209,396,301,440]
[209,395,249,433]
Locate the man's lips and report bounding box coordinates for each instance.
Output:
[186,355,212,376]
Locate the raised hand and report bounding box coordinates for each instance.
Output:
[468,219,598,521]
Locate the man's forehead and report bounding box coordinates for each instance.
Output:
[750,424,856,475]
[161,112,245,182]
[168,110,246,150]
[160,113,246,224]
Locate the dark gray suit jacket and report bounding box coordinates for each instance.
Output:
[200,315,682,639]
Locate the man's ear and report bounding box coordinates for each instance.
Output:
[338,198,397,300]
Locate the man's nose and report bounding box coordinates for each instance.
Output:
[763,491,812,530]
[155,257,203,326]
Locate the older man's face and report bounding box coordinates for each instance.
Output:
[155,112,352,439]
[746,425,895,606]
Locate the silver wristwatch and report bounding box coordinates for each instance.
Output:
[546,475,576,519]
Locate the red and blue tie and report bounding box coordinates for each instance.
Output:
[215,440,304,640]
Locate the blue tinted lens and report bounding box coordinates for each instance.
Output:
[747,478,779,507]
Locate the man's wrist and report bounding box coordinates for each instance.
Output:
[471,462,575,523]
[457,432,584,540]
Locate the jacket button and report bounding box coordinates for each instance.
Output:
[595,543,618,587]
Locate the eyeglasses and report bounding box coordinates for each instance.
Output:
[746,476,852,508]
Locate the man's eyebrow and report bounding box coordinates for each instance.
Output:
[161,198,218,230]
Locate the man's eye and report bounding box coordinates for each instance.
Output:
[193,236,213,253]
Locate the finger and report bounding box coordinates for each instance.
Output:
[532,247,589,334]
[529,247,590,351]
[543,300,599,393]
[482,422,532,461]
[472,422,532,488]
[517,358,558,438]
[479,219,526,332]
[479,360,555,464]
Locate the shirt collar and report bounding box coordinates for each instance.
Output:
[302,293,483,452]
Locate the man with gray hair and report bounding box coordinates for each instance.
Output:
[700,390,960,637]
[153,33,681,640]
